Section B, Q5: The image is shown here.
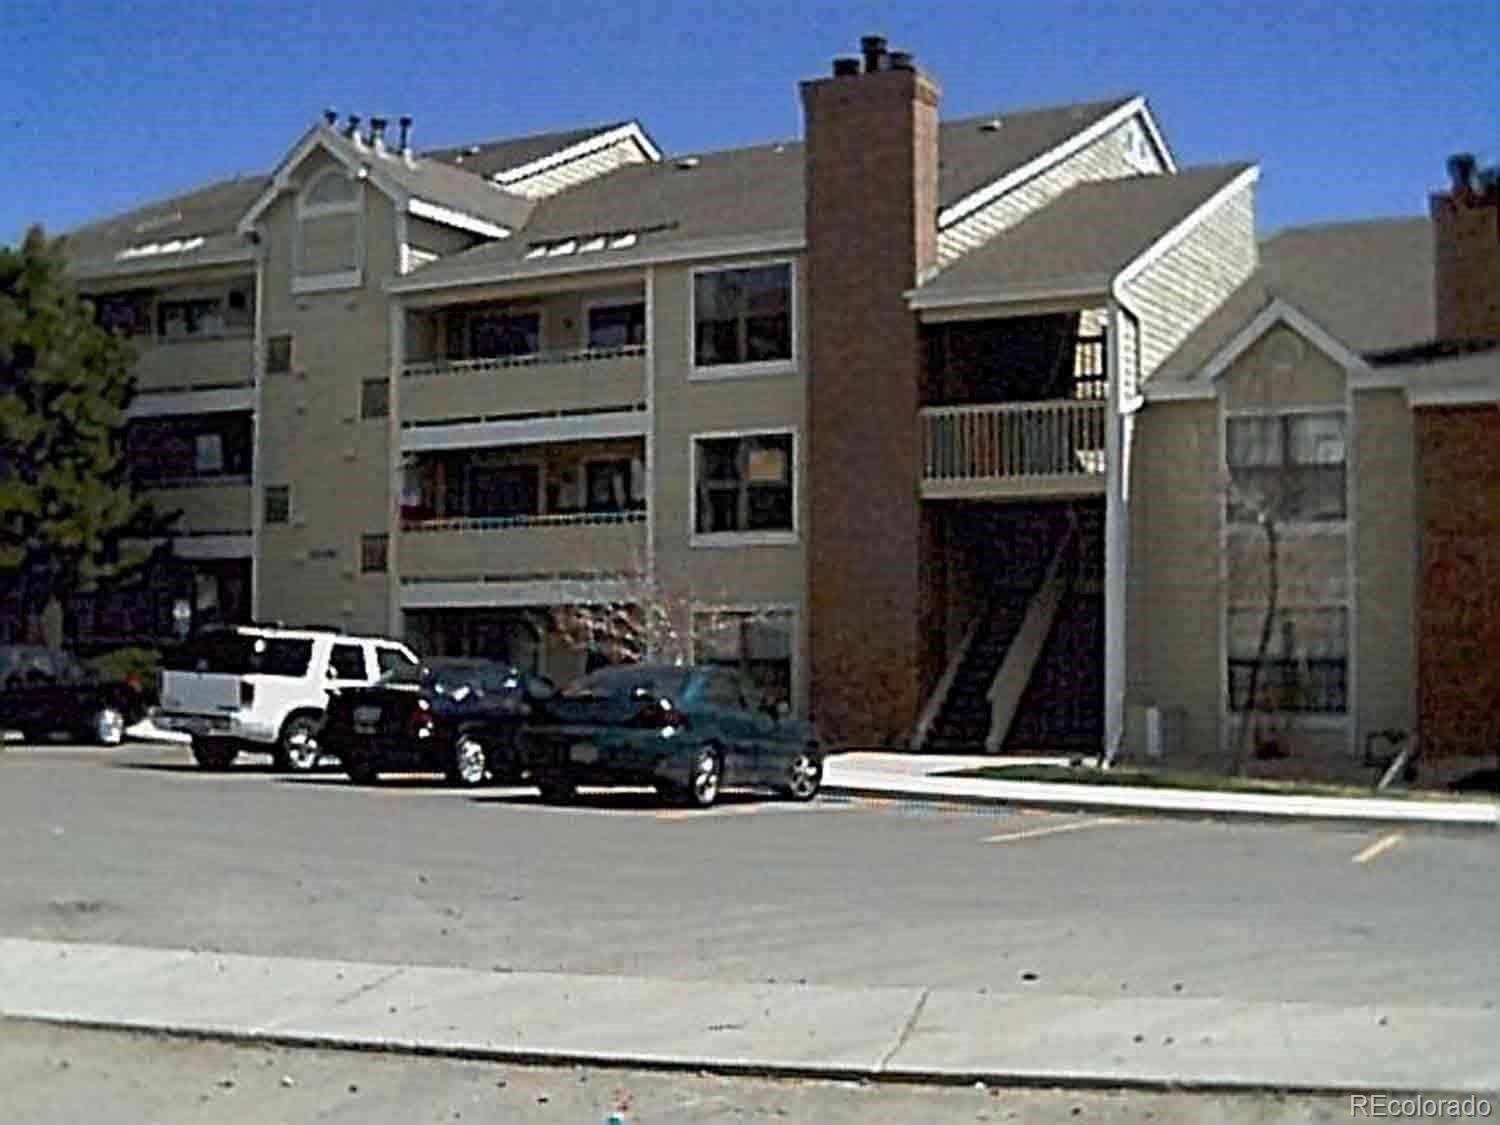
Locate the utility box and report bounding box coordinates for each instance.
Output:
[1145,706,1183,760]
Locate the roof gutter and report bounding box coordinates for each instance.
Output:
[67,244,258,283]
[906,277,1109,312]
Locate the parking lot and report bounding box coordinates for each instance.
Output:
[3,738,1497,1011]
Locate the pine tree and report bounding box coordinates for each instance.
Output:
[0,226,175,641]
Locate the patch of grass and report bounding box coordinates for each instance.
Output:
[939,764,1490,801]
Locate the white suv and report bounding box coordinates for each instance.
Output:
[156,625,421,771]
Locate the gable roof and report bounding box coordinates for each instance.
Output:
[59,123,640,276]
[911,163,1254,306]
[1153,217,1434,385]
[390,96,1144,292]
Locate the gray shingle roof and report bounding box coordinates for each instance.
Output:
[60,175,271,274]
[422,123,633,178]
[1152,217,1434,382]
[314,126,537,232]
[913,163,1253,303]
[395,96,1140,289]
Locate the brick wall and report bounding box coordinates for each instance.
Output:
[1416,405,1500,759]
[802,59,940,745]
[1431,186,1500,342]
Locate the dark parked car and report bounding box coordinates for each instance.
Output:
[0,645,146,746]
[518,664,822,808]
[321,658,554,786]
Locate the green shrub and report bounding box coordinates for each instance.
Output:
[86,646,161,691]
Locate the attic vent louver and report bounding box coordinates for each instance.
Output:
[980,119,1003,132]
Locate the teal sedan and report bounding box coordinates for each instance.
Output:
[517,664,822,808]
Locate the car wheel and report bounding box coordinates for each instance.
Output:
[446,734,489,788]
[89,706,126,747]
[274,714,322,773]
[192,737,238,771]
[684,746,723,809]
[778,751,822,802]
[536,773,576,804]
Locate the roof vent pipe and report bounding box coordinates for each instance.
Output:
[1447,153,1478,194]
[323,108,338,127]
[344,114,361,139]
[398,115,413,153]
[860,35,887,73]
[370,116,388,152]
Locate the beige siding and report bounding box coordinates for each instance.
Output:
[405,217,479,260]
[1221,326,1346,410]
[401,352,647,423]
[401,520,646,581]
[132,335,254,393]
[1123,179,1257,381]
[1126,400,1222,759]
[256,150,399,634]
[650,259,810,712]
[938,116,1163,265]
[1353,389,1416,745]
[150,482,253,534]
[501,137,651,199]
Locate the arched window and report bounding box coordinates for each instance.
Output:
[294,168,363,291]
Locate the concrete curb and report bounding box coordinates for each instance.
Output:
[6,1013,1494,1101]
[821,781,1500,830]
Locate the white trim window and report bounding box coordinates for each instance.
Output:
[692,430,796,543]
[692,608,796,711]
[1225,411,1346,525]
[1227,606,1348,714]
[691,261,794,375]
[293,168,363,293]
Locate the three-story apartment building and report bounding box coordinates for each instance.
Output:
[56,37,1498,780]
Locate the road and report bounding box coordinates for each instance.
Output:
[2,742,1496,1007]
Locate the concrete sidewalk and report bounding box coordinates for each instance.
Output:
[824,753,1500,829]
[1,938,1496,1096]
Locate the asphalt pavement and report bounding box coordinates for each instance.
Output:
[2,741,1497,1102]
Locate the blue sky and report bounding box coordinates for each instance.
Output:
[5,0,1496,245]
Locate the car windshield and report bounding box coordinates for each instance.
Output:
[559,665,690,701]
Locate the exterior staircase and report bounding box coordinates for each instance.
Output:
[923,592,1033,751]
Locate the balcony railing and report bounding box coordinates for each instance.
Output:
[402,509,645,534]
[399,509,647,582]
[921,400,1107,499]
[400,346,648,426]
[403,344,645,379]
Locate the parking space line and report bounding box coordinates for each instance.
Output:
[1352,832,1404,864]
[982,816,1128,845]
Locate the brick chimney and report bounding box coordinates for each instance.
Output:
[1431,153,1500,342]
[802,37,941,746]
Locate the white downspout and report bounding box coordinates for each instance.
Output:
[1102,284,1141,766]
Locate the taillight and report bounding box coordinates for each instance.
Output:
[408,697,434,738]
[239,680,255,707]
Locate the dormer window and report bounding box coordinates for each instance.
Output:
[293,167,363,294]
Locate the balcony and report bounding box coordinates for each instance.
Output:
[401,345,647,427]
[400,510,647,583]
[146,478,254,532]
[130,332,256,395]
[920,400,1107,500]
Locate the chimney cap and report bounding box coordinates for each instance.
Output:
[1447,152,1478,193]
[888,50,914,71]
[860,34,888,73]
[832,56,861,77]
